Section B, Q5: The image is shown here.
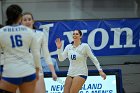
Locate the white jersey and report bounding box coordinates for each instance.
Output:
[57,43,102,76]
[0,25,40,77]
[34,30,53,73]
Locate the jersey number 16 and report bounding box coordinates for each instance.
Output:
[10,35,23,48]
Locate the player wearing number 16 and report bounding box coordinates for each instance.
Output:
[0,4,40,93]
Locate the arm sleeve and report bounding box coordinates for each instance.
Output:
[41,33,53,65]
[85,44,102,71]
[52,58,59,71]
[30,33,40,68]
[57,45,69,61]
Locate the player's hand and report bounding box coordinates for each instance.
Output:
[55,38,62,49]
[52,72,57,81]
[99,70,106,80]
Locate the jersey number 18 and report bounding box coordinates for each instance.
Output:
[71,54,76,60]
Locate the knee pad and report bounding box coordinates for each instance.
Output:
[0,89,13,93]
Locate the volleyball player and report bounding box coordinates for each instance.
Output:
[55,30,106,93]
[0,4,40,93]
[21,12,57,93]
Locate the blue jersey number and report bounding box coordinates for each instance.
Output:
[71,54,76,60]
[10,35,23,48]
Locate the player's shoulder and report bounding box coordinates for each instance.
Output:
[64,44,73,50]
[0,26,12,33]
[66,43,73,47]
[20,25,32,31]
[81,43,90,49]
[0,25,10,30]
[20,25,35,33]
[81,43,89,46]
[0,25,33,33]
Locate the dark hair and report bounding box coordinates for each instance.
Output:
[0,24,3,28]
[6,4,22,25]
[71,41,74,44]
[22,12,36,29]
[76,30,82,36]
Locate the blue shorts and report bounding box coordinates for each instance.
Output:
[79,75,87,80]
[2,73,36,85]
[69,75,87,80]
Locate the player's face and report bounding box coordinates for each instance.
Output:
[73,30,82,40]
[22,14,34,29]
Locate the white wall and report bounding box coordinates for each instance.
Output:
[1,0,138,24]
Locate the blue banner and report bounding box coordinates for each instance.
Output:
[35,18,140,56]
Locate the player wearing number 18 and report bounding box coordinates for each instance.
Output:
[55,30,106,93]
[0,4,40,93]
